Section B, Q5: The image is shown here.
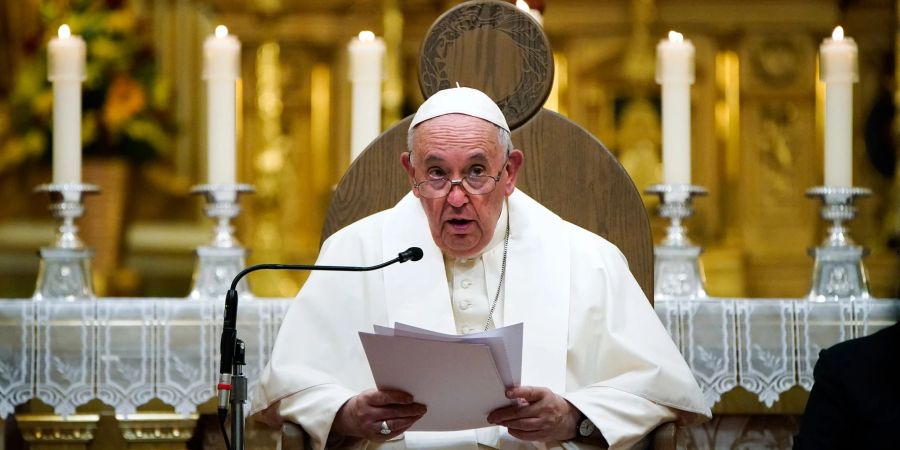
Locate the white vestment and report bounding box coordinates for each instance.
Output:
[252,190,710,450]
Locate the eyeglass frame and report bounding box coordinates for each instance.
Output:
[411,158,509,199]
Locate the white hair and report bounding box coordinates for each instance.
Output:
[407,123,513,164]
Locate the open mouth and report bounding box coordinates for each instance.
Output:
[446,218,474,231]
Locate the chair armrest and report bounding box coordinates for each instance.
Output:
[649,422,677,450]
[282,421,311,450]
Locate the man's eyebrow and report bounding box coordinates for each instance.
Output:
[422,154,446,165]
[421,151,491,165]
[466,153,490,164]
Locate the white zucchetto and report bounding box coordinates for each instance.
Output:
[409,87,510,132]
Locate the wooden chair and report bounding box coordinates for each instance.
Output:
[280,1,676,447]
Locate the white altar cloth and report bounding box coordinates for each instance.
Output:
[655,298,900,407]
[0,297,897,418]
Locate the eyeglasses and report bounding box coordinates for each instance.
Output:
[412,163,507,199]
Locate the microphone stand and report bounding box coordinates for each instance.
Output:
[217,247,423,450]
[230,339,247,450]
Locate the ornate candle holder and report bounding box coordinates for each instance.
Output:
[33,183,100,300]
[646,184,708,301]
[806,186,871,302]
[189,183,255,300]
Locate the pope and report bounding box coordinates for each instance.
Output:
[252,87,710,449]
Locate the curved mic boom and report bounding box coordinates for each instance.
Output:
[217,246,424,420]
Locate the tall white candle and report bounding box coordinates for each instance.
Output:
[48,24,86,184]
[656,31,695,185]
[820,26,858,187]
[203,25,241,184]
[348,31,385,162]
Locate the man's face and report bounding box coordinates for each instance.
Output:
[401,114,523,259]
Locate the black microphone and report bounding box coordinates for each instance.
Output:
[399,246,424,262]
[216,246,424,412]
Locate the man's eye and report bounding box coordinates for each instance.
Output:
[468,166,486,177]
[427,168,446,178]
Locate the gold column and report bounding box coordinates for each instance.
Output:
[115,413,198,450]
[310,64,333,202]
[544,53,568,115]
[16,414,100,450]
[248,41,295,297]
[382,0,404,126]
[702,50,747,297]
[888,0,900,247]
[715,51,742,245]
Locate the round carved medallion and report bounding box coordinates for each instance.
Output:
[418,0,554,130]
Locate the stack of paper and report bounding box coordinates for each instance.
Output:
[359,322,523,431]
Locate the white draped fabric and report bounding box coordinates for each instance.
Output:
[655,298,900,407]
[0,298,291,418]
[252,191,709,450]
[0,297,897,418]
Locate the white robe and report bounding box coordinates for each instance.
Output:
[251,190,710,450]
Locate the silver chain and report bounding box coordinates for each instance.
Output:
[482,217,510,331]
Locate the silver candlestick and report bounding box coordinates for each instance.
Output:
[646,184,708,301]
[33,183,100,301]
[189,184,255,300]
[806,186,871,302]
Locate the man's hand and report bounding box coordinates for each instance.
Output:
[487,386,581,442]
[331,389,427,441]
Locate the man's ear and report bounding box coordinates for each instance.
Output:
[400,152,420,197]
[503,149,524,196]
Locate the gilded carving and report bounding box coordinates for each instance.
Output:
[16,414,100,446]
[756,102,800,206]
[741,34,815,94]
[116,413,198,444]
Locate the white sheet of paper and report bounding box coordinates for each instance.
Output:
[390,322,523,387]
[359,332,514,431]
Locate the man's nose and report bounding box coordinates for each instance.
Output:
[446,182,469,207]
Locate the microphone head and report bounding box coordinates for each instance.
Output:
[399,247,424,262]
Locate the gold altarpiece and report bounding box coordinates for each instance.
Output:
[1,0,899,449]
[2,0,896,300]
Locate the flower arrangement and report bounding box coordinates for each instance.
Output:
[0,0,174,174]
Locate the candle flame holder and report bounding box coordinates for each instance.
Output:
[806,186,871,302]
[646,184,708,301]
[32,183,100,301]
[189,183,255,300]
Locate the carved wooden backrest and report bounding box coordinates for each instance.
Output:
[322,0,654,301]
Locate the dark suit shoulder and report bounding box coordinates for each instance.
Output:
[795,322,900,450]
[819,322,899,367]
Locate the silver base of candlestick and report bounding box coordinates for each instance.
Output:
[188,183,255,300]
[646,184,708,301]
[806,186,871,302]
[32,183,100,301]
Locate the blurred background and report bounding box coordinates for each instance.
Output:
[0,0,897,300]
